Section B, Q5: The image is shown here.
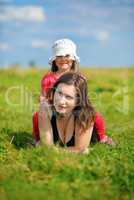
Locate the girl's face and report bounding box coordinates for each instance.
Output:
[55,55,74,73]
[54,83,76,116]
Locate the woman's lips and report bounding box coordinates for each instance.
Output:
[57,105,67,111]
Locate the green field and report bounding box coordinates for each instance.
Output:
[0,67,134,200]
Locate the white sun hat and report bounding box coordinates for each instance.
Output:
[49,38,80,65]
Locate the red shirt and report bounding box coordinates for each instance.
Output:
[41,72,58,95]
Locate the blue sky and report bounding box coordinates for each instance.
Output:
[0,0,134,67]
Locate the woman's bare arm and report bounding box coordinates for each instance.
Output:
[65,123,94,154]
[38,101,54,146]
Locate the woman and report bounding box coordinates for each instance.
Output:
[32,38,115,146]
[39,72,95,153]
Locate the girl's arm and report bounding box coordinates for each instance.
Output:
[65,123,94,154]
[38,101,54,146]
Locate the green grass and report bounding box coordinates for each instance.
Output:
[0,67,134,200]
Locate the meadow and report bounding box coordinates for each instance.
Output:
[0,67,134,200]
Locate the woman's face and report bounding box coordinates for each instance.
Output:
[55,55,74,73]
[54,83,76,116]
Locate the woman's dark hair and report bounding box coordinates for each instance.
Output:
[51,60,79,72]
[47,72,95,132]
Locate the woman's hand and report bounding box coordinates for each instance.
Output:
[70,123,94,154]
[64,146,89,154]
[39,95,46,103]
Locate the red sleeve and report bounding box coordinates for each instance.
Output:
[41,72,58,95]
[94,112,106,140]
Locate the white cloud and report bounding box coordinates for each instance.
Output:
[64,1,134,32]
[95,30,110,42]
[0,6,46,22]
[93,30,110,46]
[0,42,10,51]
[31,40,50,49]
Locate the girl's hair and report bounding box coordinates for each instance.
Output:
[47,72,95,132]
[51,60,79,72]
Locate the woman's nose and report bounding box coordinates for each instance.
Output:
[59,95,67,104]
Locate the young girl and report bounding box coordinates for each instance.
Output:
[32,38,115,146]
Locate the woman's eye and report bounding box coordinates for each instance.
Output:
[66,95,73,100]
[57,91,74,100]
[58,91,63,96]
